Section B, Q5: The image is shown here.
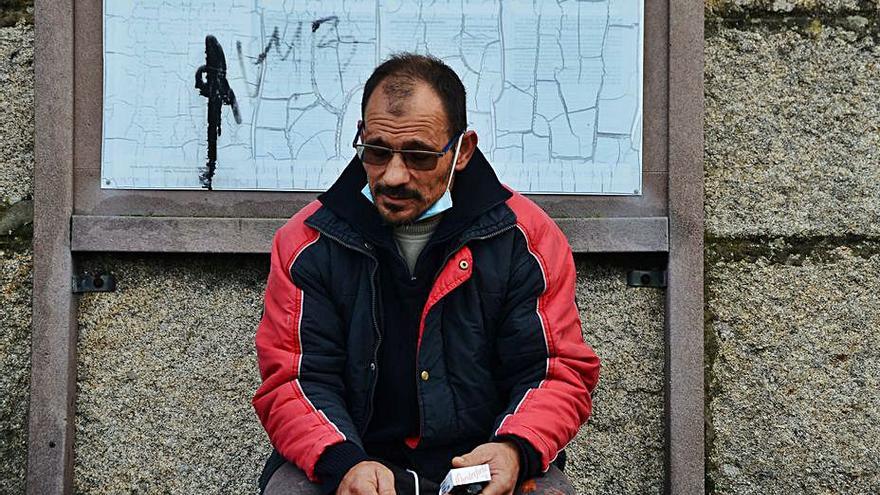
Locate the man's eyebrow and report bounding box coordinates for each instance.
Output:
[364,136,390,147]
[399,139,438,151]
[363,137,439,151]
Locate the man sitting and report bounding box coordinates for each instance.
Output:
[254,53,600,495]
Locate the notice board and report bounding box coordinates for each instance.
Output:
[101,0,644,195]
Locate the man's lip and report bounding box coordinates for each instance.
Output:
[380,194,414,204]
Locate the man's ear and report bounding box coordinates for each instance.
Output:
[454,130,479,172]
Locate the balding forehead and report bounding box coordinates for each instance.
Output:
[379,76,415,116]
[364,78,451,138]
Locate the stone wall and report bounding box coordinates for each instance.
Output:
[0,21,33,495]
[74,254,271,494]
[71,254,665,494]
[705,1,880,492]
[7,1,879,493]
[0,1,32,28]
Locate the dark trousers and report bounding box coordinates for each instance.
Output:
[261,455,576,495]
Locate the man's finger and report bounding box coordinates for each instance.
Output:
[348,476,374,495]
[375,466,396,495]
[478,481,502,495]
[451,451,489,467]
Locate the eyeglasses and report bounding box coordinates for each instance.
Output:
[352,122,462,171]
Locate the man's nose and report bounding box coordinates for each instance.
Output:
[381,153,410,186]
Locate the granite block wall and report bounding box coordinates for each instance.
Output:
[4,1,878,493]
[74,254,271,494]
[0,249,32,495]
[71,254,665,494]
[569,259,665,494]
[0,20,33,495]
[705,2,880,492]
[0,11,666,486]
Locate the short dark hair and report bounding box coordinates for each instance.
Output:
[361,53,467,138]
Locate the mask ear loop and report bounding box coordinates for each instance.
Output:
[445,133,464,191]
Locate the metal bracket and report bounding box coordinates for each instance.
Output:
[627,269,667,288]
[73,273,117,293]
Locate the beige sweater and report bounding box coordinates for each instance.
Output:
[393,215,442,275]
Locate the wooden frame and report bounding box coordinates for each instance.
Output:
[29,0,703,493]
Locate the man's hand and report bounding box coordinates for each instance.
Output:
[337,461,396,495]
[451,442,520,495]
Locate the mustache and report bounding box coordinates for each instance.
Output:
[374,184,423,202]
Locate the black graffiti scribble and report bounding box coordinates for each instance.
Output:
[255,26,281,65]
[311,16,338,32]
[237,24,301,98]
[194,35,242,190]
[231,17,370,163]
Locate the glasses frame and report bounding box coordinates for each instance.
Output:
[351,122,463,171]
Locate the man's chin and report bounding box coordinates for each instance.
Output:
[377,198,421,225]
[379,212,419,227]
[377,204,421,226]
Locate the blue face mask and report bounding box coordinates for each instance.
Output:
[361,134,464,222]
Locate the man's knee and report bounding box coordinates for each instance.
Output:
[261,458,574,495]
[262,462,323,495]
[515,465,575,495]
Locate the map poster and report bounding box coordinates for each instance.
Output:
[102,0,643,194]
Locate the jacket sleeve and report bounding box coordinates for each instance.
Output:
[491,217,600,472]
[253,223,362,481]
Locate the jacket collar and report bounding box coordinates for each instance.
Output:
[307,148,514,251]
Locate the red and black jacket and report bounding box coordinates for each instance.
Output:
[253,149,600,485]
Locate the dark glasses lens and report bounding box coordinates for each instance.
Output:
[356,145,441,171]
[357,145,393,165]
[401,151,439,171]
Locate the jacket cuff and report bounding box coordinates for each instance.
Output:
[493,434,542,483]
[315,441,369,494]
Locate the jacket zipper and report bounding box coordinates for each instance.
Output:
[363,257,381,429]
[413,222,518,445]
[310,228,383,431]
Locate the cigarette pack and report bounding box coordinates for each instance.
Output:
[438,464,491,495]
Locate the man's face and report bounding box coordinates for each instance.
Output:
[361,80,459,226]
